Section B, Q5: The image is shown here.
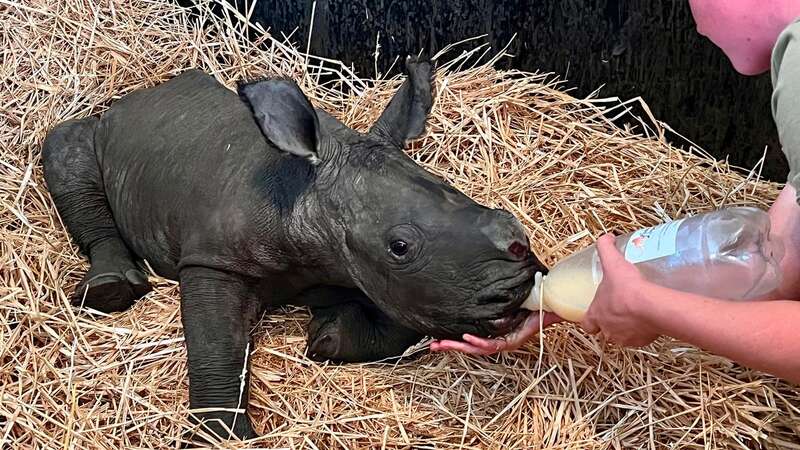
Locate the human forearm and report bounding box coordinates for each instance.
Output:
[639,285,800,384]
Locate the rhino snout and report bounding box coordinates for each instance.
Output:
[480,209,532,262]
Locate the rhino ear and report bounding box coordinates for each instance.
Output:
[238,78,321,165]
[368,56,434,148]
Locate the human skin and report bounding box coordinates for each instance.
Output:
[432,185,800,384]
[430,2,800,386]
[580,184,800,385]
[687,0,800,75]
[42,59,547,441]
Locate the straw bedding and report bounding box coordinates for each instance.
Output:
[1,0,798,448]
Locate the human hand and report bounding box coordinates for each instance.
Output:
[580,233,660,347]
[429,311,563,355]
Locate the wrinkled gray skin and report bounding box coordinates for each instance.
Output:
[41,58,544,442]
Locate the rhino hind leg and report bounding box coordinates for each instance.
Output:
[42,117,151,312]
[305,293,423,363]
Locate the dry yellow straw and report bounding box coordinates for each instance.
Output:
[1,0,797,448]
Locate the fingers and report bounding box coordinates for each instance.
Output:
[541,312,564,327]
[595,233,625,269]
[580,316,600,335]
[463,334,508,352]
[429,312,566,356]
[624,333,659,348]
[575,324,658,348]
[507,312,560,346]
[431,317,563,355]
[429,338,498,355]
[519,311,564,332]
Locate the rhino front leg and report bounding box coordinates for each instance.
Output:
[179,267,258,443]
[304,289,423,362]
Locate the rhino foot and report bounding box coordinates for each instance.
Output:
[307,301,423,363]
[183,411,256,447]
[71,268,151,312]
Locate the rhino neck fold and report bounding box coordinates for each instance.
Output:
[276,181,354,287]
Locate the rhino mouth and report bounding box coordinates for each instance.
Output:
[470,260,539,337]
[402,254,543,340]
[486,309,530,336]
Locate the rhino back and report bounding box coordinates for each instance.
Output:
[93,69,314,279]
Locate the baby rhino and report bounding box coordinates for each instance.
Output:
[41,58,543,442]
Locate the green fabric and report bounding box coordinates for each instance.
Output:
[772,18,800,201]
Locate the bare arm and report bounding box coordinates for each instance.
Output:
[582,186,800,385]
[649,185,800,383]
[440,185,800,382]
[638,284,800,383]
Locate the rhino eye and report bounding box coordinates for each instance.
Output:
[389,240,408,256]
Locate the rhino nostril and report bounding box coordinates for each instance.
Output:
[507,241,528,259]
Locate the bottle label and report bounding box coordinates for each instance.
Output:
[623,218,685,264]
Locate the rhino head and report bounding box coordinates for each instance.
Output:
[239,57,545,340]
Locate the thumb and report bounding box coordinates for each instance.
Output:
[519,311,563,334]
[595,233,626,270]
[541,312,564,327]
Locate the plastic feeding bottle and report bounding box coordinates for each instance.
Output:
[521,207,784,322]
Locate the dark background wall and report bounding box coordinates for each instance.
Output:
[196,0,789,182]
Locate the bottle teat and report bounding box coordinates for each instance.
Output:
[521,271,545,311]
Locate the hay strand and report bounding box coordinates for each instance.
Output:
[1,0,797,448]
